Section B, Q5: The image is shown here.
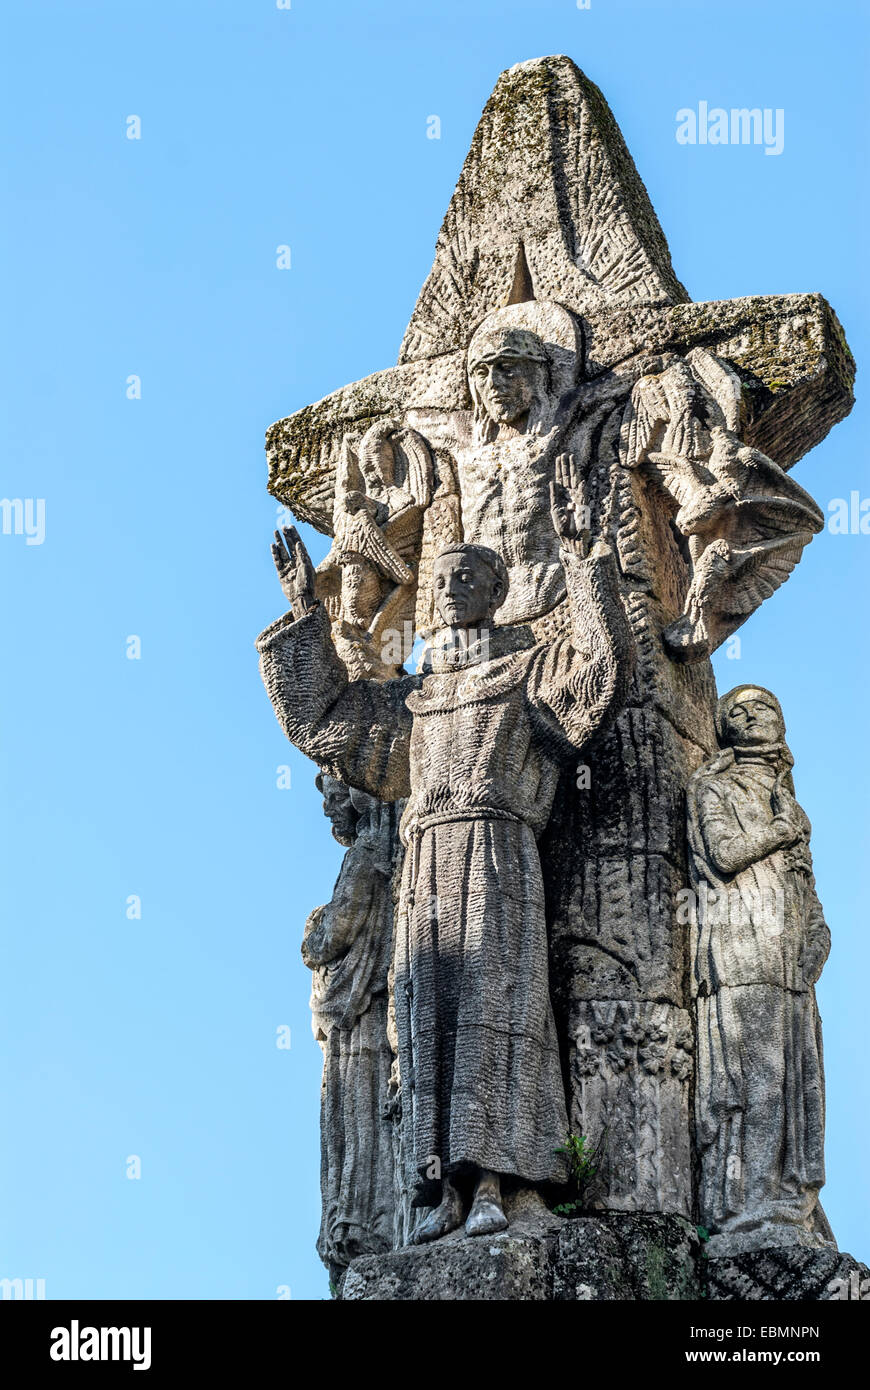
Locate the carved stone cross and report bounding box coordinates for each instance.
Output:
[267,57,852,532]
[266,56,853,1237]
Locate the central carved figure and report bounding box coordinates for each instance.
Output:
[455,299,586,627]
[258,53,858,1297]
[258,461,634,1239]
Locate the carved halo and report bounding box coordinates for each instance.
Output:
[466,299,584,402]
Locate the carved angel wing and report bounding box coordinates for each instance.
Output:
[357,417,434,507]
[338,508,415,586]
[621,371,670,466]
[714,534,811,617]
[335,435,364,507]
[313,554,343,621]
[397,426,434,508]
[380,507,424,566]
[685,348,742,433]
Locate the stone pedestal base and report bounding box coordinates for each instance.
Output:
[338,1197,868,1301]
[706,1246,870,1301]
[340,1204,703,1301]
[705,1224,834,1259]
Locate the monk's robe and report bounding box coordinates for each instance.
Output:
[258,548,633,1197]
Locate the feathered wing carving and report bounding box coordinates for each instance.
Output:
[399,426,434,510]
[313,559,342,621]
[620,348,824,660]
[699,534,810,619]
[621,369,670,467]
[336,507,415,587]
[685,347,742,433]
[313,420,435,677]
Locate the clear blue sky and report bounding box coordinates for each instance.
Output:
[1,0,867,1300]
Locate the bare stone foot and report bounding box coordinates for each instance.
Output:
[465,1169,508,1237]
[465,1197,508,1237]
[412,1180,464,1244]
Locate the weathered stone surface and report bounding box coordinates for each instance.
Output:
[261,529,634,1235]
[315,421,434,679]
[687,686,831,1249]
[400,55,688,361]
[342,1224,555,1302]
[268,291,852,548]
[341,1206,703,1301]
[259,54,859,1294]
[566,1001,693,1216]
[553,1214,702,1300]
[549,848,692,1003]
[340,1220,869,1302]
[705,1247,870,1302]
[569,706,711,864]
[303,776,401,1275]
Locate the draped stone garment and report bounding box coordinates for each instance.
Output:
[395,635,586,1195]
[258,548,633,1197]
[303,796,398,1267]
[686,751,831,1233]
[314,996,395,1265]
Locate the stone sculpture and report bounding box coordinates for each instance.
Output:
[620,351,826,661]
[317,421,433,678]
[260,462,634,1238]
[259,56,859,1298]
[687,685,832,1255]
[302,773,400,1279]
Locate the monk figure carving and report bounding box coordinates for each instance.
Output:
[258,456,634,1239]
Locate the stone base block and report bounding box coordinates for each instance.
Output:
[705,1246,870,1301]
[705,1225,833,1259]
[340,1205,702,1301]
[338,1194,868,1301]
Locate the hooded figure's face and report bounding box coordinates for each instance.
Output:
[432,550,504,629]
[721,692,784,749]
[319,774,357,845]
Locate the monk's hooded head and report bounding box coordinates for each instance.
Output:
[432,543,509,629]
[315,771,357,846]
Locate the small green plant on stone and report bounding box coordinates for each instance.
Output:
[551,1130,606,1216]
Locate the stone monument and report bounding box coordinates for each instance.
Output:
[687,686,832,1255]
[258,56,865,1300]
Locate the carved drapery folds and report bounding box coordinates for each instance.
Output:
[261,55,854,1273]
[303,776,401,1275]
[686,686,833,1255]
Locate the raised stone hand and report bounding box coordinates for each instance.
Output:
[272,525,317,620]
[770,768,805,848]
[549,452,593,558]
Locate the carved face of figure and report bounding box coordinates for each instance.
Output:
[318,773,357,846]
[722,693,784,748]
[469,352,548,428]
[432,550,504,629]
